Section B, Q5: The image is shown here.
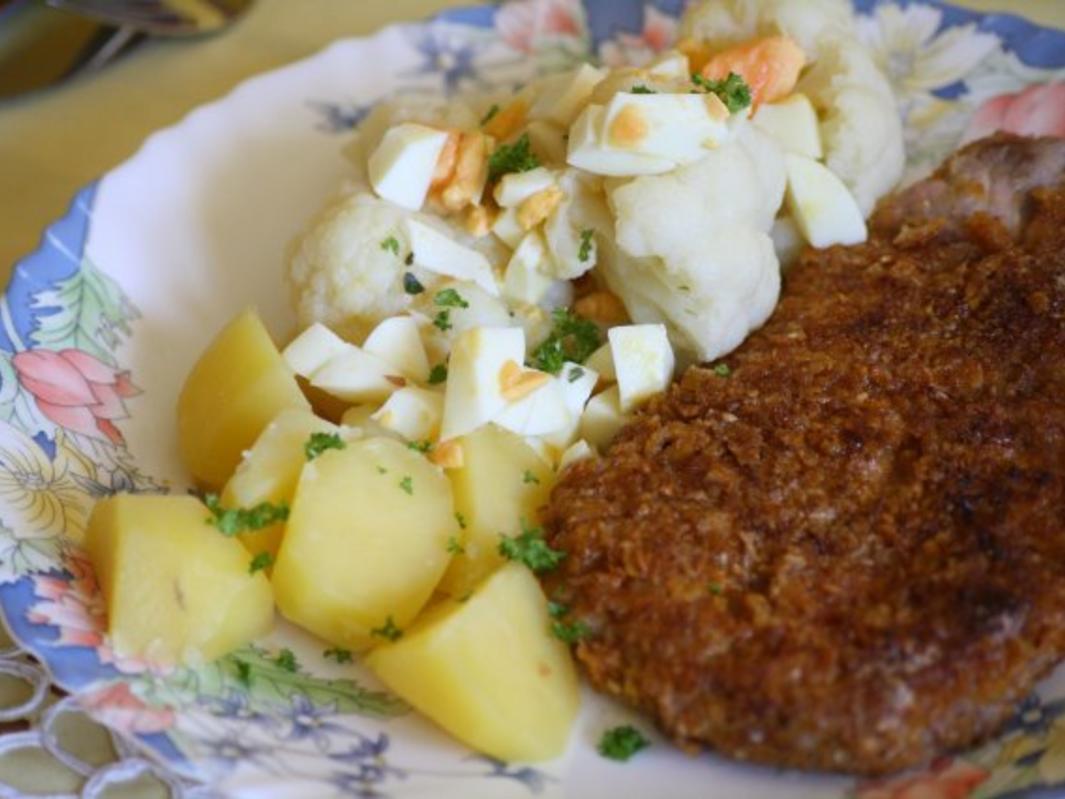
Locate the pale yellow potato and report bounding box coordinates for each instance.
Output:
[366,563,579,762]
[222,408,345,564]
[438,424,555,597]
[84,494,274,665]
[272,437,455,650]
[178,308,310,489]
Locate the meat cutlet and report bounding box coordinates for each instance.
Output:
[543,134,1065,775]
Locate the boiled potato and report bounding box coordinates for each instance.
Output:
[272,437,455,650]
[366,563,579,762]
[84,494,274,665]
[178,309,310,489]
[438,424,555,597]
[222,408,346,564]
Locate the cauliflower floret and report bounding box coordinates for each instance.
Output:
[601,129,784,361]
[679,0,853,58]
[543,168,613,280]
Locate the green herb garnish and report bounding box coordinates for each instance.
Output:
[498,519,566,573]
[275,648,298,673]
[530,308,602,375]
[552,618,591,643]
[434,288,469,309]
[691,71,752,114]
[205,494,289,536]
[481,103,500,126]
[447,535,466,555]
[432,310,453,332]
[381,236,400,255]
[376,465,388,475]
[399,475,414,495]
[403,272,425,295]
[598,725,650,762]
[455,511,467,529]
[234,659,252,687]
[708,581,723,595]
[407,440,433,454]
[323,647,352,664]
[547,600,569,619]
[249,552,274,574]
[567,366,585,383]
[522,469,540,485]
[578,228,595,263]
[712,363,731,378]
[488,133,540,182]
[428,363,448,384]
[304,431,345,461]
[371,616,403,642]
[630,84,656,94]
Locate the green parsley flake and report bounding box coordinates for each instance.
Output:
[447,535,466,555]
[522,469,540,485]
[399,476,414,495]
[428,363,448,384]
[530,308,602,375]
[407,440,433,454]
[708,581,723,596]
[481,103,500,126]
[630,85,656,94]
[498,520,566,573]
[434,288,469,309]
[598,725,650,762]
[691,71,752,114]
[433,310,453,332]
[205,494,289,536]
[323,647,353,664]
[547,600,569,619]
[403,272,425,295]
[712,363,731,378]
[568,366,585,384]
[552,618,590,644]
[304,431,345,461]
[578,229,595,263]
[249,552,274,574]
[488,133,540,182]
[371,616,403,642]
[274,648,298,673]
[381,236,400,255]
[234,659,252,687]
[376,466,388,475]
[455,511,467,529]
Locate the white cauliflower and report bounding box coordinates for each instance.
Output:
[679,0,904,216]
[543,168,613,280]
[601,127,785,361]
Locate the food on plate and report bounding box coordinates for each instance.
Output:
[366,563,580,762]
[272,437,455,651]
[84,494,274,664]
[177,307,310,489]
[543,134,1065,775]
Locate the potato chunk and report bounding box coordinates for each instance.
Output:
[366,563,579,762]
[272,437,454,650]
[178,308,310,489]
[438,425,554,597]
[84,494,274,665]
[222,408,344,563]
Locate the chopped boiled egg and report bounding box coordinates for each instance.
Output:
[584,343,616,383]
[503,232,555,307]
[647,51,690,81]
[283,323,350,378]
[439,326,526,441]
[753,93,823,160]
[784,154,867,249]
[407,219,499,296]
[567,105,674,177]
[362,316,430,382]
[494,167,557,208]
[309,346,405,404]
[579,386,628,451]
[558,438,594,471]
[600,92,731,165]
[492,207,525,249]
[531,63,607,128]
[371,386,444,442]
[525,120,568,165]
[541,362,599,450]
[494,373,572,437]
[368,123,451,211]
[608,324,675,413]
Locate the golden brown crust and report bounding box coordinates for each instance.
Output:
[543,137,1065,775]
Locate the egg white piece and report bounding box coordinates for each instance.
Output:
[368,123,450,211]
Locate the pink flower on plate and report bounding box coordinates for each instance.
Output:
[599,5,677,68]
[962,81,1065,144]
[28,548,157,675]
[496,0,584,54]
[80,682,175,735]
[856,757,990,799]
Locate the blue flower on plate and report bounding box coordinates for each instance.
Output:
[329,764,407,799]
[208,689,276,728]
[1003,694,1065,738]
[200,734,269,768]
[307,100,375,133]
[284,694,351,751]
[475,755,550,794]
[328,731,392,763]
[406,26,481,91]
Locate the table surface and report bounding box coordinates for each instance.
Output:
[0,0,1061,795]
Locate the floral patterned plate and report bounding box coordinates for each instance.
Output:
[1,1,1063,796]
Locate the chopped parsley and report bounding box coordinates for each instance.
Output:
[578,229,595,263]
[323,647,352,664]
[598,725,650,762]
[433,310,453,332]
[630,84,656,94]
[381,236,400,255]
[708,581,723,596]
[405,252,415,266]
[248,552,274,574]
[434,288,469,309]
[447,535,466,555]
[399,475,414,495]
[376,465,388,475]
[371,616,403,642]
[274,648,299,673]
[552,618,591,643]
[530,308,602,375]
[407,440,433,454]
[712,363,731,378]
[205,494,289,536]
[547,600,569,619]
[455,511,467,530]
[481,103,500,126]
[234,659,252,687]
[691,71,752,114]
[498,520,566,573]
[403,272,425,295]
[487,133,540,182]
[304,431,345,461]
[428,363,448,384]
[522,469,540,485]
[567,366,585,383]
